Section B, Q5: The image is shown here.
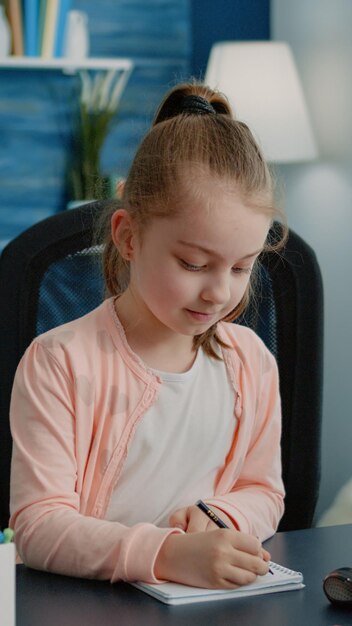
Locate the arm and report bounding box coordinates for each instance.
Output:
[9,340,182,583]
[169,348,284,541]
[206,349,285,540]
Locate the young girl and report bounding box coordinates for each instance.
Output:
[10,82,286,590]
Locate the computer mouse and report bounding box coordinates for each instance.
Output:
[323,567,352,606]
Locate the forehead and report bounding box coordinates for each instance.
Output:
[146,184,271,261]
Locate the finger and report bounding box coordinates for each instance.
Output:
[215,560,262,588]
[228,549,270,577]
[186,507,209,533]
[229,531,262,556]
[223,566,258,588]
[261,548,271,562]
[169,508,189,531]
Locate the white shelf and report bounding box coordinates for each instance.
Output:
[0,56,133,73]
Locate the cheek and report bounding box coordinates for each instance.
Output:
[142,265,189,303]
[231,276,251,304]
[160,274,191,303]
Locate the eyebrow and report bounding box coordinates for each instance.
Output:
[177,240,264,261]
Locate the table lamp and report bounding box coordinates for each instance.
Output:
[204,41,317,163]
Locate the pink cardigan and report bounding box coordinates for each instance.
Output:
[9,298,284,582]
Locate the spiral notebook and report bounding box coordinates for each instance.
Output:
[131,561,304,605]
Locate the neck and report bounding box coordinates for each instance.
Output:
[114,293,196,373]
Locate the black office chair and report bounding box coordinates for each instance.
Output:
[0,200,324,532]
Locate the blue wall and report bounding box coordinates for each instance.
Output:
[0,0,190,249]
[191,0,270,76]
[0,0,270,249]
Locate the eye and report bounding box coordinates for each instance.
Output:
[232,266,252,275]
[179,259,204,272]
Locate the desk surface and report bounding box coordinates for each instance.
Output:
[17,524,352,626]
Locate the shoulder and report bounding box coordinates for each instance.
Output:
[25,298,155,385]
[32,298,118,361]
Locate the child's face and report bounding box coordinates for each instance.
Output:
[127,182,271,342]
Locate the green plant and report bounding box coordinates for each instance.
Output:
[68,69,128,200]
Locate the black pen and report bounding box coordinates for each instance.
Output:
[196,499,273,574]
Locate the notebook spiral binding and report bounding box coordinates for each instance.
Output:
[270,561,302,576]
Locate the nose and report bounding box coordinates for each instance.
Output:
[200,273,231,305]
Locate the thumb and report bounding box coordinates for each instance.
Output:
[169,507,189,531]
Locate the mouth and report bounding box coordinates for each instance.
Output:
[186,309,218,323]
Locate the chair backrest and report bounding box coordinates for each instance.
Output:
[0,201,324,531]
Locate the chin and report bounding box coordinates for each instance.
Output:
[185,323,217,336]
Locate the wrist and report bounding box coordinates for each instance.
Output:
[154,532,183,581]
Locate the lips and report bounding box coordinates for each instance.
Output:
[186,309,217,322]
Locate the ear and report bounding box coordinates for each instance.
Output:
[111,209,137,261]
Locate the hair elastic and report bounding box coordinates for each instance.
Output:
[181,95,216,116]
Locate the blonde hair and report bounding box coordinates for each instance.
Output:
[98,82,287,358]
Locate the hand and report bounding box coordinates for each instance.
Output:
[169,504,235,533]
[155,528,270,589]
[169,504,271,563]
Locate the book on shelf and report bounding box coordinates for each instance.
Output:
[131,560,304,606]
[23,0,40,56]
[5,0,75,60]
[53,0,71,57]
[6,0,24,56]
[37,0,47,55]
[41,0,72,58]
[41,0,59,57]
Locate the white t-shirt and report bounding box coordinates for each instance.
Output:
[105,347,236,527]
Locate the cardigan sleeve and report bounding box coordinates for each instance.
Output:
[9,340,182,583]
[206,336,285,541]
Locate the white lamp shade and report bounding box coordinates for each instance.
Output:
[205,41,317,163]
